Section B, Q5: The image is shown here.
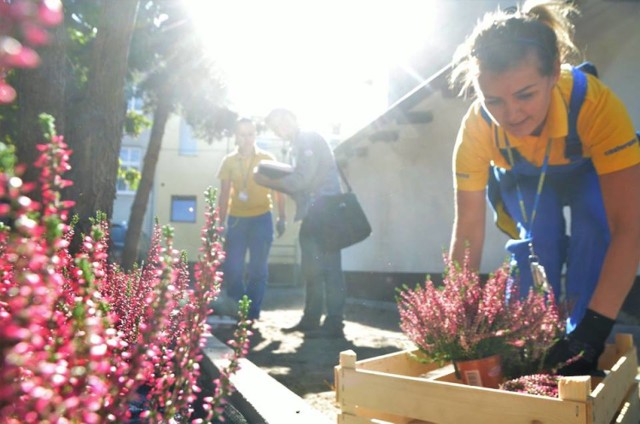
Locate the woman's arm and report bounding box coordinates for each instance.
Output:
[449,188,487,270]
[589,164,640,319]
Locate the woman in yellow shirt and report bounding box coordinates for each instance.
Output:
[449,0,640,375]
[217,118,286,320]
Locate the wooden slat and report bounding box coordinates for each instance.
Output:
[340,368,587,424]
[354,349,442,376]
[559,376,591,402]
[613,384,640,424]
[422,364,460,383]
[591,348,638,424]
[337,350,357,416]
[354,405,421,424]
[337,412,376,424]
[336,335,640,424]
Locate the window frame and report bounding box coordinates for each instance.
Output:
[170,195,197,223]
[117,146,142,194]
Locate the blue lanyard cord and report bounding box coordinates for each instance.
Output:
[497,126,553,239]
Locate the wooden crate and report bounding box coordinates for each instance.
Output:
[335,333,639,424]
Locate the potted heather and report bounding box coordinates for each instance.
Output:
[397,251,564,388]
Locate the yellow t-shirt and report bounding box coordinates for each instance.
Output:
[454,66,640,192]
[217,149,276,217]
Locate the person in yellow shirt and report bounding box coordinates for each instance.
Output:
[217,118,286,320]
[449,0,640,375]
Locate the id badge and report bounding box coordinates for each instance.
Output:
[238,191,249,202]
[529,255,551,294]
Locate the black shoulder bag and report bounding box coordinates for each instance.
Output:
[304,165,372,251]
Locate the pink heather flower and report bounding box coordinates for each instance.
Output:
[398,249,564,374]
[38,1,63,26]
[4,45,40,68]
[22,22,50,46]
[1,123,244,420]
[0,81,16,103]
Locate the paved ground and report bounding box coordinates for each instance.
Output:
[210,284,414,421]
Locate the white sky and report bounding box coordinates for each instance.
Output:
[184,0,440,135]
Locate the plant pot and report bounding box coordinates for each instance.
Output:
[453,354,503,388]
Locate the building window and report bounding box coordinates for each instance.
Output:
[117,147,142,194]
[171,195,197,222]
[127,95,144,112]
[179,121,198,156]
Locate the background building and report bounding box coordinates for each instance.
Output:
[113,0,640,304]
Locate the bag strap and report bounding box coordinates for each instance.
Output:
[336,163,353,193]
[566,66,588,160]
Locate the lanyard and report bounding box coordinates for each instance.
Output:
[498,126,552,240]
[239,153,255,191]
[498,127,554,294]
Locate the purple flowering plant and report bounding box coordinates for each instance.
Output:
[397,250,564,378]
[0,121,251,422]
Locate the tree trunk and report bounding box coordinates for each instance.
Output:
[121,95,171,270]
[64,0,139,249]
[15,24,66,190]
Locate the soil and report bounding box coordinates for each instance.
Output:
[211,285,414,422]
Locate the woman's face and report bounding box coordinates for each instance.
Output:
[476,51,559,137]
[235,122,256,153]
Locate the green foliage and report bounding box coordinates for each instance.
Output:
[183,104,238,143]
[124,110,151,137]
[38,113,57,140]
[0,142,16,175]
[117,161,141,191]
[63,0,101,90]
[128,0,236,141]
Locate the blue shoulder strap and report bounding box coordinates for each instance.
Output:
[566,66,588,160]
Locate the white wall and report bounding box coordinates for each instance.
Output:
[340,0,640,275]
[341,91,509,274]
[573,0,640,129]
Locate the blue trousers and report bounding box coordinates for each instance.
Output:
[497,161,610,331]
[223,212,274,320]
[299,219,346,324]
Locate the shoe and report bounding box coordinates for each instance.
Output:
[281,318,321,334]
[305,321,345,339]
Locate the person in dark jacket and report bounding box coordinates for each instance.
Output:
[254,108,346,338]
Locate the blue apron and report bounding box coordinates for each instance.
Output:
[493,154,610,331]
[485,66,612,331]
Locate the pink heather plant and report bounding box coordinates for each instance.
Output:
[500,374,559,397]
[1,8,250,419]
[0,120,251,422]
[0,0,63,103]
[397,250,564,378]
